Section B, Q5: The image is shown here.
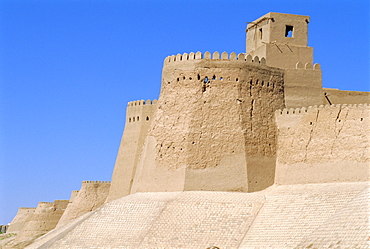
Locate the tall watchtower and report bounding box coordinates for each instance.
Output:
[246,12,313,69]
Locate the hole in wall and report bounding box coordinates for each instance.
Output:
[129,118,131,122]
[204,76,209,83]
[360,118,363,121]
[189,77,192,80]
[285,25,293,37]
[177,78,180,82]
[259,28,262,39]
[137,116,139,121]
[197,74,200,80]
[212,75,216,80]
[220,77,223,80]
[236,78,239,81]
[146,116,149,121]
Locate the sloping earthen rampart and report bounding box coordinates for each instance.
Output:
[275,104,370,184]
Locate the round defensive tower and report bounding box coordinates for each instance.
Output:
[130,51,285,194]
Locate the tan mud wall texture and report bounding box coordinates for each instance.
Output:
[323,88,370,105]
[107,100,157,202]
[275,104,370,184]
[7,208,35,234]
[131,56,285,194]
[57,181,110,228]
[4,200,68,248]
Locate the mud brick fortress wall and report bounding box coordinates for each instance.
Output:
[275,104,370,184]
[106,12,369,202]
[2,12,369,249]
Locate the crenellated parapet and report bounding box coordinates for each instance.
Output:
[81,181,111,184]
[126,99,158,124]
[276,103,370,115]
[295,62,321,70]
[164,51,266,65]
[127,99,157,107]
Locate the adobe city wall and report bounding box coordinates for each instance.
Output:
[56,181,110,228]
[130,54,285,194]
[323,88,370,105]
[275,104,370,185]
[283,63,322,108]
[107,100,157,202]
[6,208,35,234]
[5,200,69,248]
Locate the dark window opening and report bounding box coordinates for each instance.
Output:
[146,116,149,121]
[259,28,262,39]
[285,25,293,37]
[137,116,139,121]
[204,76,209,83]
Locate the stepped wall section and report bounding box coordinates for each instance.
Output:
[275,104,370,184]
[8,200,68,248]
[131,52,285,193]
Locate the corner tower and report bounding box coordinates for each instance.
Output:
[246,12,312,69]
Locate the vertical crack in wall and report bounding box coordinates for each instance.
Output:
[304,109,319,162]
[330,107,347,156]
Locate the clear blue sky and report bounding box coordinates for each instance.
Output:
[0,0,369,224]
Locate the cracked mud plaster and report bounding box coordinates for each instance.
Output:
[277,105,370,165]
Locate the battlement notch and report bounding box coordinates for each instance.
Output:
[164,51,266,65]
